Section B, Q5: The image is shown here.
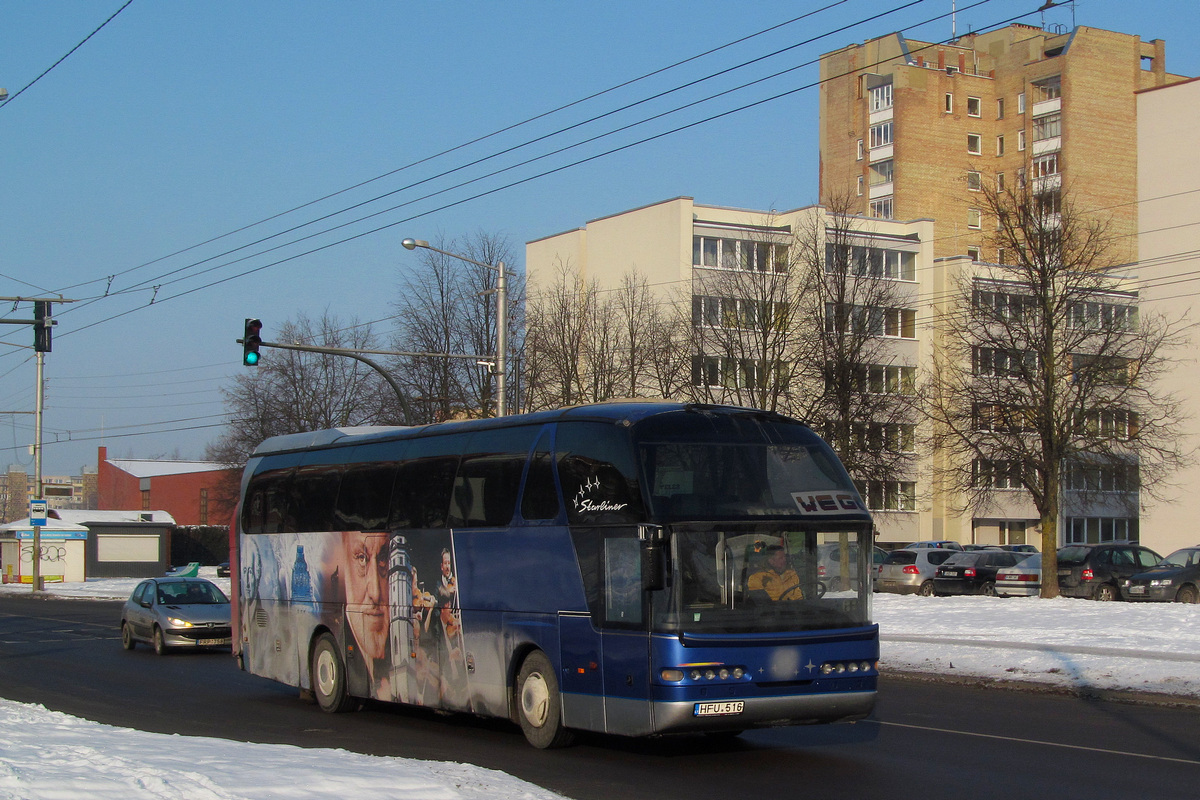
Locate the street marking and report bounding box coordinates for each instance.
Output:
[876,720,1200,766]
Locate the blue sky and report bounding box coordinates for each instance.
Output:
[1,0,1197,477]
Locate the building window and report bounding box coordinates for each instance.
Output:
[869,197,893,219]
[1017,92,1026,114]
[967,246,981,261]
[869,121,893,148]
[1065,517,1138,544]
[996,98,1005,119]
[996,172,1006,192]
[1067,300,1138,331]
[967,96,981,117]
[869,159,893,186]
[141,489,151,511]
[1033,75,1061,101]
[944,92,953,113]
[967,171,982,191]
[869,83,893,112]
[967,133,982,154]
[1033,112,1061,141]
[856,138,864,160]
[1017,167,1026,188]
[858,480,917,512]
[691,355,787,390]
[857,175,864,196]
[199,488,209,525]
[824,244,916,281]
[1033,152,1059,178]
[693,237,788,273]
[967,208,982,229]
[973,459,1024,490]
[996,135,1005,156]
[824,304,915,338]
[1018,129,1026,151]
[1036,189,1062,216]
[974,346,1036,377]
[997,247,1006,264]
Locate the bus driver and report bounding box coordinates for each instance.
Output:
[747,545,804,602]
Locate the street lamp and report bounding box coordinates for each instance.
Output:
[401,238,510,416]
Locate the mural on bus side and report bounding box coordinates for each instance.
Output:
[240,530,469,711]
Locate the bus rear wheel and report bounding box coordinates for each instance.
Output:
[312,633,354,713]
[516,651,575,749]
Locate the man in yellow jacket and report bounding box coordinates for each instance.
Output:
[747,545,803,602]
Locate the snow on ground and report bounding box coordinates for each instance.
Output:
[0,700,565,800]
[2,572,1198,798]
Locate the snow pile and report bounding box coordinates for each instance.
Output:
[0,700,565,800]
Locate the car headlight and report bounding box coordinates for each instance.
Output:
[1150,579,1174,587]
[166,617,194,628]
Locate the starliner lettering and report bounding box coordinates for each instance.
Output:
[791,492,865,515]
[576,499,629,513]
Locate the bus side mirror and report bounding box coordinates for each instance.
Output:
[639,524,667,592]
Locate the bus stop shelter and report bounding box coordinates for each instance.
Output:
[0,518,90,584]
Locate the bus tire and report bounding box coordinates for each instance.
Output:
[515,651,575,749]
[312,633,354,713]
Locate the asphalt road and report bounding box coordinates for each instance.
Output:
[2,594,1198,800]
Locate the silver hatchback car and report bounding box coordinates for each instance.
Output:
[120,577,232,655]
[876,548,958,596]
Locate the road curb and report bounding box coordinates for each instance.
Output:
[884,668,1200,709]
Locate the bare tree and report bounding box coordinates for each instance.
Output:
[921,182,1190,596]
[788,198,921,496]
[207,312,399,467]
[391,231,521,422]
[523,260,594,410]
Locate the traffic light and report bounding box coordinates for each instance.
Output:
[242,318,262,366]
[33,301,52,353]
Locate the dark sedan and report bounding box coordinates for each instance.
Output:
[1121,547,1200,603]
[120,577,232,655]
[932,550,1025,596]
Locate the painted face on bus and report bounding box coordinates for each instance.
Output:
[342,531,389,662]
[441,549,452,580]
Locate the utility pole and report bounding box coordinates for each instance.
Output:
[0,296,75,590]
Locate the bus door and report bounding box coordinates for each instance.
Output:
[560,528,652,735]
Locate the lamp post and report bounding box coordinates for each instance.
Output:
[401,238,509,417]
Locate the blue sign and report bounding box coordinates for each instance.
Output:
[14,529,87,540]
[29,499,47,527]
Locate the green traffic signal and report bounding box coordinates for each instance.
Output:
[243,318,262,366]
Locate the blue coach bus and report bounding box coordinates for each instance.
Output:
[232,402,878,747]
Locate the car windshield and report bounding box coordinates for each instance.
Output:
[157,582,228,605]
[1161,549,1199,568]
[1057,546,1092,565]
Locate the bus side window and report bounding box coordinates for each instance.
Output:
[521,446,559,521]
[243,467,293,534]
[335,464,397,531]
[288,465,343,533]
[449,427,537,528]
[555,422,645,525]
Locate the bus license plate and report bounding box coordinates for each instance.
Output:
[694,701,744,717]
[198,637,230,646]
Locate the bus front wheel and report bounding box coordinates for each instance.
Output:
[515,651,575,749]
[312,633,354,713]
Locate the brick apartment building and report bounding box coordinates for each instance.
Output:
[818,24,1189,261]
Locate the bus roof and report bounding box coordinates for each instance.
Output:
[249,401,811,457]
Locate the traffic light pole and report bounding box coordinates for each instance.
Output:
[32,352,44,591]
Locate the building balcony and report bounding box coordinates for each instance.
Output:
[1032,136,1061,156]
[1032,97,1061,117]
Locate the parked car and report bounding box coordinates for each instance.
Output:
[903,540,964,550]
[120,577,232,655]
[216,561,231,578]
[932,550,1026,596]
[1056,543,1162,601]
[1121,546,1200,603]
[816,542,887,591]
[876,548,958,596]
[1005,544,1039,554]
[996,553,1042,597]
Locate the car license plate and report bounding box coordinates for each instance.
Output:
[198,637,231,646]
[1058,569,1071,577]
[1128,585,1146,595]
[694,701,743,717]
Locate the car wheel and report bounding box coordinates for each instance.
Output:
[153,626,168,656]
[918,581,934,597]
[120,622,136,650]
[311,633,355,713]
[981,581,997,597]
[1175,584,1199,604]
[516,650,575,749]
[1093,583,1118,602]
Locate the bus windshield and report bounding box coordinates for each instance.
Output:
[654,522,873,634]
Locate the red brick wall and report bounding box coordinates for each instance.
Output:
[96,447,239,526]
